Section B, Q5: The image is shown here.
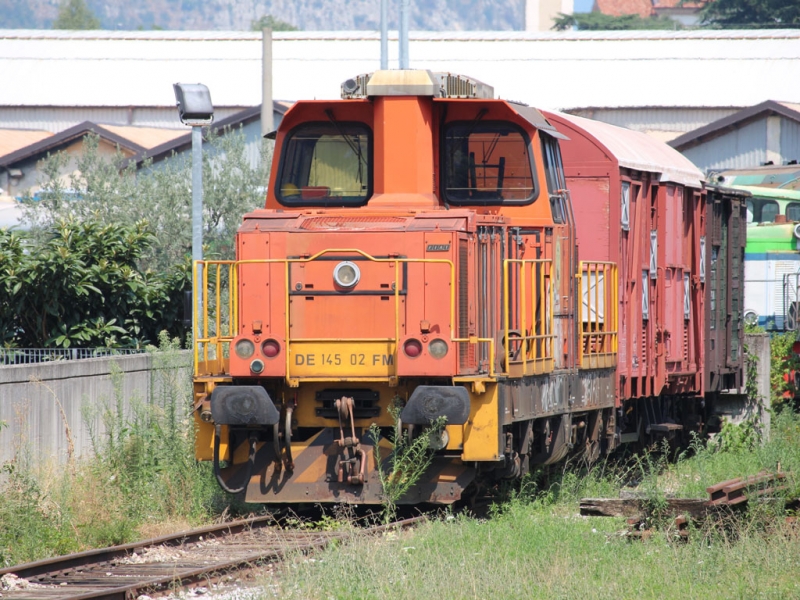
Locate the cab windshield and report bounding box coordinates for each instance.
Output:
[276,122,371,206]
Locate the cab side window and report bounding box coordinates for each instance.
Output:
[786,202,800,221]
[442,121,537,205]
[541,134,567,224]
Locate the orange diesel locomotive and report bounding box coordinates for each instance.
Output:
[191,71,741,505]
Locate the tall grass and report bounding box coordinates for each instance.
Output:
[276,499,800,600]
[276,412,800,600]
[0,333,226,566]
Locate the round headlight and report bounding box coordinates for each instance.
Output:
[261,339,280,359]
[250,359,265,374]
[333,261,360,288]
[404,339,422,358]
[234,339,255,359]
[428,339,448,359]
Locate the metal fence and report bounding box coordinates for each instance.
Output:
[0,347,147,366]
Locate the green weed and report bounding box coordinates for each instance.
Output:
[0,333,226,565]
[369,409,446,524]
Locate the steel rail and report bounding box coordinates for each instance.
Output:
[0,515,425,600]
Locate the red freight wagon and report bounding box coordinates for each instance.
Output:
[545,112,707,407]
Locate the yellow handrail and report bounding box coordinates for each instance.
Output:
[577,261,618,369]
[193,250,498,380]
[503,258,556,376]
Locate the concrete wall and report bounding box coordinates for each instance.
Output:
[0,351,191,467]
[714,333,771,440]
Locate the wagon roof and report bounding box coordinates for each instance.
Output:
[546,110,704,188]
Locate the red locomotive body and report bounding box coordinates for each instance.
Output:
[191,72,743,504]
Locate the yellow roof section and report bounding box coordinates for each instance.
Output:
[0,129,53,157]
[100,125,185,149]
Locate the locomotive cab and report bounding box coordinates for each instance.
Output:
[192,71,619,504]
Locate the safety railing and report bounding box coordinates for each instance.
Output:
[0,347,147,366]
[577,261,618,369]
[193,261,238,376]
[502,258,555,377]
[194,250,497,381]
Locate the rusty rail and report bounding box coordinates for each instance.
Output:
[580,471,792,540]
[706,471,788,507]
[0,515,425,599]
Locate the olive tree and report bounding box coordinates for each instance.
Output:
[23,126,272,271]
[5,125,272,348]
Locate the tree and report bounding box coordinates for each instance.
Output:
[52,0,100,30]
[0,219,189,349]
[10,127,272,348]
[22,127,272,272]
[251,14,299,31]
[552,12,681,30]
[699,0,800,28]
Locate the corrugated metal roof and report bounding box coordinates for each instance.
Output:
[670,100,800,150]
[548,110,705,187]
[1,29,798,110]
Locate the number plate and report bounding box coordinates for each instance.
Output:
[288,342,396,378]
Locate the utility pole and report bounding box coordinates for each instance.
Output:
[261,28,274,137]
[399,0,409,69]
[380,0,388,69]
[173,83,214,340]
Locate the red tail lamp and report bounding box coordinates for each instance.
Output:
[403,339,423,358]
[262,339,281,359]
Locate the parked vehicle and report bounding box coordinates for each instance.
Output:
[190,71,745,504]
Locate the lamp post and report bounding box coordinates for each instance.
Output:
[173,83,214,338]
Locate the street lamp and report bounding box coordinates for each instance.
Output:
[173,83,213,338]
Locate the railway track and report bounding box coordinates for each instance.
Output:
[0,515,423,599]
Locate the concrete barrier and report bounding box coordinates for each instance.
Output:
[713,333,771,441]
[0,351,192,467]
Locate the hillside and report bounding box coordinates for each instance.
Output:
[0,0,525,31]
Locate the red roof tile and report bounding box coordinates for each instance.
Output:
[594,0,654,18]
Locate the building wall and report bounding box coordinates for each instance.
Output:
[0,352,192,467]
[2,30,799,112]
[525,0,574,31]
[681,116,800,173]
[1,137,132,198]
[681,118,766,173]
[568,107,740,142]
[781,119,800,165]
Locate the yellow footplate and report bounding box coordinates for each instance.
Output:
[225,428,475,505]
